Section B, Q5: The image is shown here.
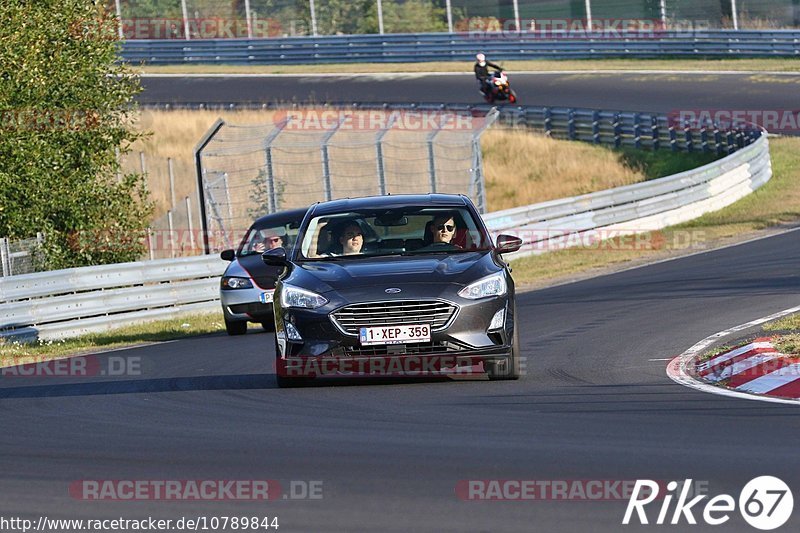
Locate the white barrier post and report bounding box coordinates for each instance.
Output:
[180,0,190,39]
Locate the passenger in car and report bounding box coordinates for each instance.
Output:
[252,229,284,253]
[426,213,459,246]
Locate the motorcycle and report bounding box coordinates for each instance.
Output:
[481,70,517,104]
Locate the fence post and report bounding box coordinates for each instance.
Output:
[309,0,318,36]
[669,122,678,152]
[168,158,177,210]
[147,228,155,260]
[320,117,345,203]
[180,0,190,39]
[377,0,385,35]
[185,196,196,252]
[445,0,453,33]
[263,118,289,214]
[244,0,253,38]
[700,120,709,153]
[592,110,600,144]
[613,113,621,148]
[660,0,668,29]
[513,0,521,33]
[684,122,694,152]
[375,114,396,196]
[633,113,642,149]
[651,115,660,151]
[194,118,225,254]
[0,237,10,277]
[167,209,175,258]
[139,151,147,175]
[714,124,723,156]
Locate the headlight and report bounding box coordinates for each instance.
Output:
[281,285,328,309]
[221,276,253,290]
[458,273,506,299]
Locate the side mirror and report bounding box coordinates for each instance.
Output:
[262,247,288,266]
[496,234,523,254]
[220,249,235,261]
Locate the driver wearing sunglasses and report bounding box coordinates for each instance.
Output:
[431,214,457,245]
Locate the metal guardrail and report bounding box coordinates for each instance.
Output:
[0,104,770,342]
[0,256,226,342]
[122,30,800,64]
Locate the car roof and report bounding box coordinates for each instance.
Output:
[251,207,309,230]
[309,194,469,216]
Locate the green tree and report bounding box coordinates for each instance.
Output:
[0,0,152,269]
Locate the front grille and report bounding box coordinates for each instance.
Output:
[228,302,272,316]
[331,300,458,335]
[335,341,466,357]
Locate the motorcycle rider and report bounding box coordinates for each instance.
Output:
[474,53,504,98]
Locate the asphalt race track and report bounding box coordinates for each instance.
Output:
[2,228,800,532]
[139,72,800,115]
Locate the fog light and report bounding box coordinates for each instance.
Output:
[285,322,303,341]
[489,308,505,331]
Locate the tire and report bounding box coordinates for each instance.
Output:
[487,325,520,381]
[224,317,248,336]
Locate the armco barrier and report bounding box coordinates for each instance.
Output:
[0,124,771,342]
[0,255,226,342]
[121,30,800,64]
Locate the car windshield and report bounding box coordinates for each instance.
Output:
[239,222,300,256]
[298,207,492,260]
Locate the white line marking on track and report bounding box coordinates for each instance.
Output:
[667,304,800,405]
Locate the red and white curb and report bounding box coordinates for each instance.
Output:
[667,305,800,405]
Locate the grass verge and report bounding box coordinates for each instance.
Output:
[0,313,225,367]
[136,58,800,75]
[509,136,800,287]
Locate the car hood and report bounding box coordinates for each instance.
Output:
[289,252,499,294]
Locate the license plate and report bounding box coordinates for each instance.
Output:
[259,290,274,304]
[359,324,431,345]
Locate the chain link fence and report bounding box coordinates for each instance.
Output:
[195,107,498,253]
[111,0,800,39]
[0,234,44,277]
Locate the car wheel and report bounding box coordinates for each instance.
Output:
[225,317,248,336]
[487,326,520,381]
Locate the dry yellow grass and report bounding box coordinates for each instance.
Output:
[130,109,652,218]
[482,129,644,210]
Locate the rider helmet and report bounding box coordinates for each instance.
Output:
[476,53,486,66]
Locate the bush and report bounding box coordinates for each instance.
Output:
[0,0,152,269]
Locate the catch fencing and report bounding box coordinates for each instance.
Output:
[194,107,499,253]
[121,30,800,64]
[113,0,800,40]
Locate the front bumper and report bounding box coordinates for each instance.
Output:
[275,293,514,364]
[220,287,276,322]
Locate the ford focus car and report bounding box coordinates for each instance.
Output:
[261,194,523,386]
[219,208,307,335]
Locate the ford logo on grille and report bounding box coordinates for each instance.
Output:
[385,288,402,294]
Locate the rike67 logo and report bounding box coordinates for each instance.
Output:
[623,477,793,530]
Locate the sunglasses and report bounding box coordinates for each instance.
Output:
[436,224,455,232]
